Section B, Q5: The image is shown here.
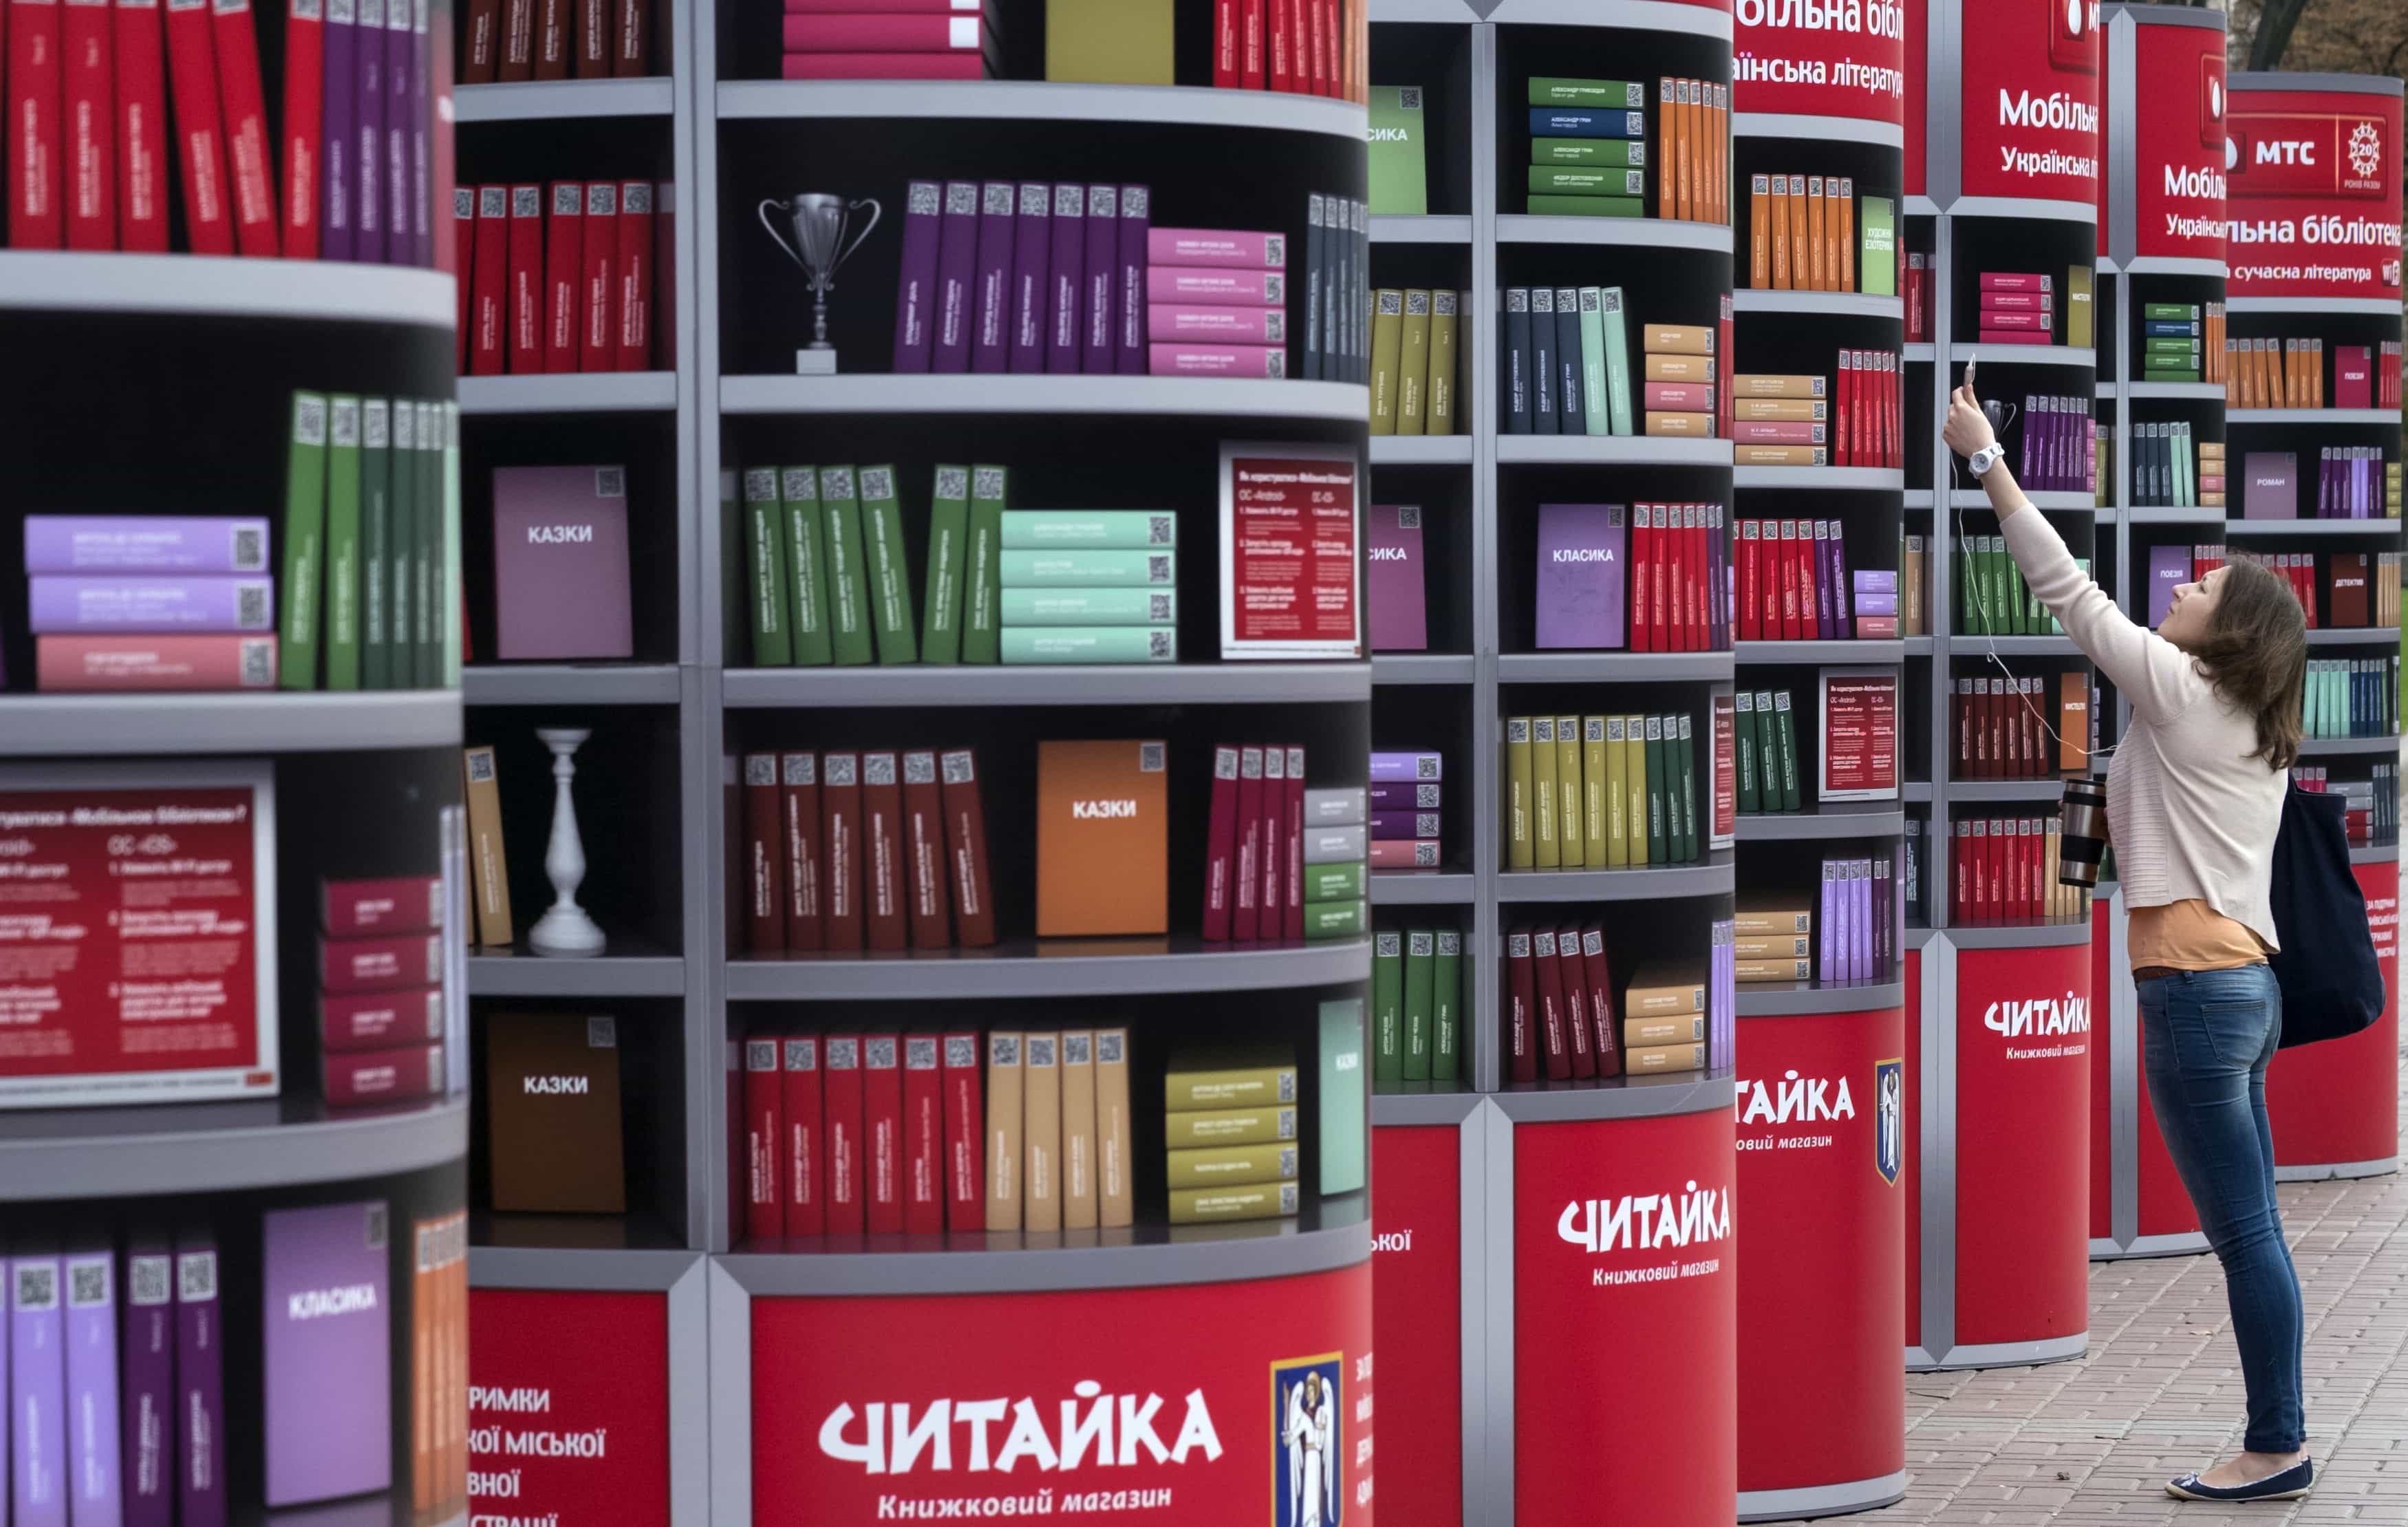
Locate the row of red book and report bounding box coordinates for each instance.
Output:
[460,0,651,81]
[1210,0,1369,102]
[1948,816,2091,925]
[460,179,663,374]
[1734,520,1894,642]
[739,748,996,955]
[1952,673,2091,780]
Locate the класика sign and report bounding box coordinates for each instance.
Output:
[2226,87,2403,300]
[1960,0,2102,208]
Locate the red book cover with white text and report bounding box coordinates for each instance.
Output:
[1533,928,1569,1080]
[782,1036,824,1236]
[162,0,232,252]
[1265,0,1287,91]
[506,183,542,371]
[452,188,472,367]
[323,1043,441,1106]
[542,180,583,371]
[579,179,617,372]
[744,1038,784,1241]
[210,0,280,254]
[781,751,824,952]
[615,179,653,370]
[279,0,321,255]
[863,1034,903,1234]
[1581,924,1619,1077]
[861,751,907,953]
[1281,744,1304,942]
[1213,0,1233,87]
[468,184,507,375]
[821,753,864,952]
[940,1032,982,1232]
[1232,746,1263,941]
[63,0,114,248]
[1257,744,1285,935]
[903,1036,943,1235]
[1558,923,1595,1078]
[821,1034,864,1235]
[114,0,169,250]
[1505,929,1536,1082]
[1240,0,1262,89]
[1201,745,1238,941]
[11,0,65,246]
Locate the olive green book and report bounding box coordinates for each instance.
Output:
[1432,929,1462,1080]
[358,400,391,690]
[962,464,1007,664]
[1367,85,1428,215]
[385,399,416,694]
[1530,167,1648,198]
[1302,901,1366,939]
[415,401,443,687]
[1045,0,1171,84]
[279,392,330,690]
[440,403,462,687]
[1675,713,1699,863]
[1373,931,1402,1082]
[1644,714,1668,863]
[1163,1142,1298,1191]
[1555,714,1583,868]
[780,466,832,665]
[742,468,791,666]
[922,464,971,664]
[1428,291,1460,434]
[1527,195,1645,217]
[323,396,363,690]
[1402,929,1434,1081]
[1302,862,1365,902]
[1163,1105,1297,1149]
[819,466,875,665]
[1773,690,1802,812]
[857,464,919,663]
[1505,717,1535,868]
[1164,1045,1296,1110]
[1532,717,1560,868]
[1168,1182,1298,1224]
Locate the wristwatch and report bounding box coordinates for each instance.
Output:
[1968,442,2005,477]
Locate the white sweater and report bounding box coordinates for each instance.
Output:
[2001,510,2286,951]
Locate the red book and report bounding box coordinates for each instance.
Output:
[1213,0,1234,87]
[1305,0,1324,94]
[1885,355,1901,465]
[321,986,441,1052]
[782,1035,824,1236]
[1624,506,1651,652]
[114,0,167,250]
[901,750,950,950]
[12,0,64,246]
[1558,923,1595,1079]
[506,184,542,370]
[321,932,440,992]
[1533,928,1569,1080]
[278,0,320,255]
[162,0,230,253]
[532,0,562,74]
[821,752,864,952]
[745,1038,784,1241]
[1505,928,1536,1083]
[1688,506,1710,648]
[903,1036,943,1235]
[1286,0,1306,96]
[542,181,583,370]
[861,751,908,952]
[468,184,506,374]
[1282,745,1305,943]
[1735,520,1757,640]
[822,1034,865,1234]
[937,747,996,948]
[1239,0,1262,88]
[1834,352,1853,465]
[1988,820,2009,920]
[570,0,598,74]
[616,179,653,370]
[321,874,440,936]
[1232,746,1263,941]
[777,52,985,79]
[743,753,786,952]
[1202,745,1239,941]
[63,0,111,248]
[209,0,277,254]
[610,0,641,73]
[1794,524,1816,640]
[1265,0,1287,90]
[497,0,527,76]
[1258,744,1286,936]
[941,1032,982,1232]
[323,1044,442,1107]
[1968,820,1988,921]
[863,1034,903,1233]
[1580,925,1620,1078]
[579,179,617,372]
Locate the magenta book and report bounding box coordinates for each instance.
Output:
[1367,504,1427,651]
[491,464,633,659]
[261,1201,391,1506]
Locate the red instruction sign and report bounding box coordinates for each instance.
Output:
[1220,445,1362,660]
[1820,672,1899,800]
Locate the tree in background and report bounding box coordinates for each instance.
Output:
[2227,0,2407,78]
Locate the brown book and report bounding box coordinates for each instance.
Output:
[984,1033,1024,1231]
[462,0,502,81]
[862,751,908,952]
[1060,1030,1098,1231]
[901,751,951,949]
[1022,1032,1062,1234]
[612,0,647,74]
[1805,175,1826,291]
[1644,353,1715,384]
[2332,553,2370,627]
[1624,1013,1707,1046]
[743,754,785,952]
[1731,373,1824,398]
[1732,935,1811,960]
[1734,958,1814,982]
[2058,671,2089,771]
[1643,323,1714,355]
[534,0,568,76]
[1624,961,1706,1016]
[1734,445,1827,467]
[574,0,608,76]
[499,0,534,79]
[462,747,513,946]
[1095,1027,1134,1228]
[939,747,998,948]
[1626,1041,1706,1074]
[1734,398,1825,422]
[1035,739,1168,937]
[781,752,823,951]
[1733,897,1812,937]
[821,752,864,951]
[1676,78,1697,221]
[484,1012,626,1213]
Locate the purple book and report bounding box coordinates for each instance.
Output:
[263,1202,392,1506]
[353,0,384,262]
[1046,182,1084,374]
[1369,780,1441,811]
[2244,451,2297,520]
[892,180,942,373]
[970,181,1014,375]
[385,0,412,266]
[1818,860,1837,977]
[175,1230,224,1527]
[933,180,980,374]
[411,0,433,266]
[321,0,356,259]
[1367,503,1427,651]
[1370,751,1442,782]
[65,1242,122,1527]
[1534,502,1626,650]
[1854,590,1899,617]
[1812,523,1836,637]
[12,1243,67,1527]
[23,515,270,573]
[1009,182,1051,374]
[1116,184,1150,375]
[1082,184,1118,374]
[1853,568,1897,595]
[122,1240,175,1527]
[28,576,273,632]
[1370,810,1440,840]
[491,466,633,659]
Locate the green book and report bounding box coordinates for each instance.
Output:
[1527,195,1646,217]
[1302,862,1365,903]
[1643,714,1668,864]
[2142,367,2204,383]
[742,469,793,665]
[1530,168,1647,199]
[1751,693,1781,812]
[2174,425,2195,507]
[1774,691,1802,813]
[321,396,363,690]
[1662,714,1686,863]
[358,400,391,690]
[1858,196,1895,295]
[1734,690,1761,813]
[2142,302,2200,321]
[1000,627,1176,663]
[440,403,462,687]
[1432,929,1461,1082]
[1598,286,1634,435]
[415,401,442,687]
[1402,929,1434,1082]
[1369,288,1404,434]
[1302,900,1368,939]
[1529,77,1644,108]
[278,392,330,690]
[1532,137,1646,168]
[1367,85,1428,215]
[1372,932,1403,1083]
[820,466,875,666]
[1318,998,1366,1195]
[1578,286,1610,436]
[1675,713,1699,863]
[962,464,1007,664]
[857,465,919,663]
[1000,511,1177,549]
[1000,588,1176,626]
[922,464,971,664]
[997,549,1175,587]
[386,399,415,688]
[781,466,833,665]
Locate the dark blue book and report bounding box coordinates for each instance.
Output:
[1529,107,1646,138]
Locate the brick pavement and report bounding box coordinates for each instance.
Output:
[1771,1055,2408,1526]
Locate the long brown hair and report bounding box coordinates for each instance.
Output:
[2186,556,2307,771]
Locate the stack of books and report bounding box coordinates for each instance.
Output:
[1734,895,1811,983]
[1744,175,1893,293]
[1729,372,1823,465]
[2261,549,2404,629]
[1367,504,1428,651]
[1204,748,1365,940]
[1950,817,2089,924]
[2299,763,2398,846]
[777,3,998,81]
[1854,568,1900,637]
[998,509,1177,664]
[462,0,651,79]
[1951,674,2094,780]
[2201,437,2226,509]
[1505,285,1648,436]
[1619,960,1712,1074]
[1976,273,2055,345]
[1734,520,1880,639]
[462,180,659,375]
[318,876,447,1107]
[1367,288,1464,436]
[281,392,455,692]
[738,747,996,954]
[1955,538,2085,636]
[2303,659,2400,739]
[1832,350,1900,467]
[2225,336,2370,408]
[740,464,918,666]
[1165,1047,1300,1225]
[1368,754,1440,871]
[1501,922,1621,1081]
[1370,926,1464,1084]
[1504,712,1704,869]
[1642,322,1718,437]
[1301,780,1370,938]
[2128,422,2204,509]
[1732,690,1802,815]
[2140,302,2208,382]
[1149,224,1291,377]
[1525,499,1734,653]
[2147,544,2228,628]
[1526,78,1651,217]
[22,514,277,693]
[2014,395,2096,493]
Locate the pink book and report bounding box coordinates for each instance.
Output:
[1368,838,1441,870]
[1145,266,1282,306]
[1979,310,2047,331]
[36,632,275,690]
[1147,226,1284,269]
[1258,745,1286,934]
[1645,382,1712,411]
[1977,291,2051,313]
[1148,304,1283,344]
[783,0,983,8]
[1732,420,1821,445]
[1977,273,2050,292]
[321,1043,442,1106]
[779,52,984,78]
[780,12,988,48]
[1232,747,1262,941]
[1150,343,1284,378]
[1855,614,1898,639]
[320,932,442,992]
[1977,330,2051,345]
[321,987,442,1052]
[321,875,442,935]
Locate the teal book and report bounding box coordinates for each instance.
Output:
[781,466,833,665]
[386,398,416,690]
[1734,690,1760,813]
[1599,286,1634,435]
[1644,716,1668,864]
[1528,195,1644,217]
[997,549,1176,587]
[1532,137,1646,168]
[1367,85,1427,215]
[1774,691,1802,812]
[1000,511,1177,549]
[1858,196,1895,295]
[358,400,391,690]
[921,464,971,664]
[962,464,1007,664]
[743,469,793,665]
[1372,932,1402,1083]
[1530,167,1646,198]
[1401,929,1434,1082]
[1000,588,1176,626]
[1578,286,1610,436]
[999,627,1176,663]
[858,465,920,663]
[323,396,363,690]
[441,403,462,687]
[1318,998,1367,1194]
[278,392,330,690]
[1431,929,1461,1082]
[1675,714,1699,863]
[820,466,875,666]
[416,401,443,687]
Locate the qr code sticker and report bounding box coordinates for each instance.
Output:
[749,1039,777,1070]
[365,1204,388,1249]
[1027,1035,1057,1067]
[1397,506,1421,529]
[1400,87,1422,109]
[866,1036,897,1067]
[1141,743,1165,772]
[1150,594,1172,621]
[294,395,327,445]
[71,1261,107,1306]
[861,467,895,501]
[1148,515,1173,545]
[241,639,274,687]
[468,750,495,782]
[595,467,625,498]
[945,1036,976,1067]
[904,752,936,785]
[1149,630,1172,659]
[787,1038,817,1069]
[828,1037,859,1068]
[1098,1032,1123,1064]
[1280,1184,1299,1212]
[1277,1112,1297,1140]
[992,1034,1020,1066]
[180,1252,217,1302]
[1064,1034,1091,1065]
[588,1015,616,1049]
[1280,1149,1299,1176]
[745,755,777,786]
[907,1037,938,1069]
[825,754,858,787]
[16,1264,56,1310]
[130,1256,170,1306]
[1417,756,1439,779]
[942,750,974,785]
[1278,1072,1296,1102]
[866,754,897,787]
[936,466,969,500]
[1148,555,1172,584]
[784,754,816,787]
[238,583,270,628]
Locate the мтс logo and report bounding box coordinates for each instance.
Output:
[2349,120,2382,181]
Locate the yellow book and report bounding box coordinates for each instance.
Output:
[1806,175,1826,290]
[1626,1014,1708,1046]
[1604,716,1630,866]
[1368,288,1404,435]
[1046,0,1173,83]
[1645,412,1717,436]
[1164,1142,1298,1191]
[1096,1027,1132,1228]
[1627,1042,1707,1074]
[984,1032,1024,1231]
[1397,290,1432,436]
[1903,535,1925,634]
[1164,1105,1298,1149]
[1022,1032,1062,1234]
[1622,714,1649,866]
[1505,717,1534,869]
[1531,717,1560,868]
[1164,1047,1297,1109]
[1734,398,1827,421]
[1169,1182,1298,1224]
[1555,714,1583,868]
[1582,717,1609,868]
[1428,291,1459,434]
[1060,1029,1097,1232]
[1749,174,1770,288]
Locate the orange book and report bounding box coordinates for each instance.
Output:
[1036,739,1169,937]
[1806,176,1826,291]
[1688,81,1708,219]
[1658,78,1677,215]
[1785,175,1809,289]
[1770,178,1791,289]
[1674,80,1695,220]
[411,1219,436,1508]
[1749,175,1770,288]
[1837,178,1854,293]
[1712,84,1729,222]
[2312,338,2323,407]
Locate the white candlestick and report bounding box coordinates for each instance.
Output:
[529,727,607,957]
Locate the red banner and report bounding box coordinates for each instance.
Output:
[2268,858,2400,1169]
[1732,0,1907,127]
[1515,1109,1735,1524]
[1370,1126,1460,1527]
[1735,1008,1905,1493]
[1959,0,2102,209]
[1903,0,1926,195]
[2226,88,2404,299]
[2129,21,2228,263]
[469,1290,672,1527]
[2087,901,2113,1240]
[752,1265,1375,1525]
[1902,947,1922,1344]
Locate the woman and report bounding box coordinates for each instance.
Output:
[1946,385,2312,1504]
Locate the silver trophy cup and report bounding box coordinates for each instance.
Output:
[758,193,882,374]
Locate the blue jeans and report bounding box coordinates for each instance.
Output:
[2138,963,2305,1455]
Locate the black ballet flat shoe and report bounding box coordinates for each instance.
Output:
[2165,1457,2314,1502]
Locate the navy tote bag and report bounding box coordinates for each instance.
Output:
[2268,783,2387,1049]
